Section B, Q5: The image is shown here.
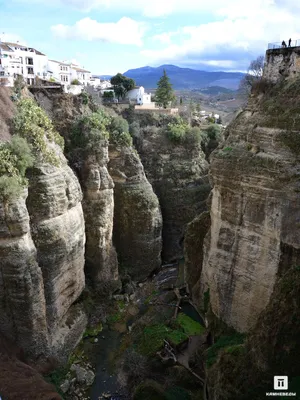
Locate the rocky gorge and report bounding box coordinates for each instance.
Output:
[1,47,300,400]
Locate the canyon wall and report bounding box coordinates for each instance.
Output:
[195,75,300,333]
[0,151,87,361]
[136,126,210,262]
[108,144,162,281]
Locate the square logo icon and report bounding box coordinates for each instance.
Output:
[274,376,288,390]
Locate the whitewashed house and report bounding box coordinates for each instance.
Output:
[0,41,48,86]
[48,60,71,86]
[89,76,101,88]
[126,86,151,105]
[70,64,91,86]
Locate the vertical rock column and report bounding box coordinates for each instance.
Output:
[80,140,119,290]
[0,190,49,357]
[108,145,162,281]
[26,161,87,359]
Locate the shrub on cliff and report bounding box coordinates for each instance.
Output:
[166,119,202,145]
[201,124,222,156]
[0,136,34,200]
[108,115,132,147]
[13,98,64,166]
[70,109,110,150]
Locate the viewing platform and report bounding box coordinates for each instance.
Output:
[264,40,300,83]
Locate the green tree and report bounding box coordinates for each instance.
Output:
[110,73,135,100]
[155,69,175,109]
[179,97,183,105]
[102,91,114,101]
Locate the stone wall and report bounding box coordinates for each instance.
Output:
[263,47,300,83]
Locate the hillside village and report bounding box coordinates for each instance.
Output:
[0,40,222,122]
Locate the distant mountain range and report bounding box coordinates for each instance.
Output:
[96,65,245,90]
[122,65,245,90]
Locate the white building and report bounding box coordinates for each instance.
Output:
[126,86,151,105]
[0,41,48,86]
[89,76,101,87]
[48,60,71,85]
[0,41,92,90]
[70,64,91,86]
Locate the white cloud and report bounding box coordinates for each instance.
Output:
[153,32,176,45]
[0,32,27,45]
[51,17,146,46]
[142,1,300,69]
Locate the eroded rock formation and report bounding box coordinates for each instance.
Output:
[136,127,210,262]
[198,77,300,332]
[108,144,162,281]
[80,140,119,289]
[0,152,87,361]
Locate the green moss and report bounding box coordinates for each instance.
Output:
[138,324,188,356]
[107,312,122,324]
[176,313,205,336]
[83,322,103,338]
[223,147,233,151]
[205,333,246,367]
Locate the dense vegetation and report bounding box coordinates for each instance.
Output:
[0,136,34,201]
[0,97,64,201]
[110,73,135,100]
[13,98,64,165]
[68,107,132,161]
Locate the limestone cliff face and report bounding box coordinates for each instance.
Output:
[34,91,119,290]
[136,128,210,262]
[80,140,119,289]
[0,154,87,361]
[200,76,300,333]
[0,190,48,357]
[108,145,162,281]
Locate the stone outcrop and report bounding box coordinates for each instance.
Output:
[0,333,61,400]
[263,46,300,83]
[108,145,162,281]
[136,128,210,262]
[80,140,119,290]
[200,75,300,332]
[0,151,87,361]
[34,91,119,291]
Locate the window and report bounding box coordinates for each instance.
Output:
[26,57,34,65]
[19,57,23,64]
[27,67,34,74]
[60,75,68,82]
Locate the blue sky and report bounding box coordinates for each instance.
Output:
[1,0,300,74]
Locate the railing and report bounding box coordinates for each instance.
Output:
[268,39,300,49]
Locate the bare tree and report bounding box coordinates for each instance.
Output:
[239,55,264,94]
